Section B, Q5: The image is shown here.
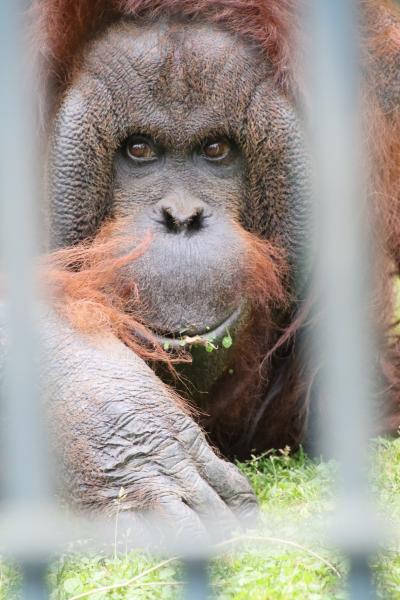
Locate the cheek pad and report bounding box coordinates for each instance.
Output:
[240,83,314,281]
[48,79,125,248]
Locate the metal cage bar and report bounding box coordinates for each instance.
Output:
[309,1,378,598]
[0,1,51,598]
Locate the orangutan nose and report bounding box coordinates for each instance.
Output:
[156,195,207,234]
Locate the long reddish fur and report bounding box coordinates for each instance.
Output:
[34,0,400,450]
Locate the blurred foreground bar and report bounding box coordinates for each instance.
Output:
[182,559,213,600]
[308,1,379,598]
[0,0,50,598]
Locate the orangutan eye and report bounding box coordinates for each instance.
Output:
[201,139,232,161]
[126,136,158,162]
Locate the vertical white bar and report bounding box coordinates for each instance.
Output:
[0,1,50,597]
[307,1,378,597]
[0,0,48,506]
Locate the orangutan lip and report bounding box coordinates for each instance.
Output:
[154,304,243,350]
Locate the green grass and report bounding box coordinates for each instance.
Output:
[1,438,400,599]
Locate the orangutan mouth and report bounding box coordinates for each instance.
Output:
[154,304,244,351]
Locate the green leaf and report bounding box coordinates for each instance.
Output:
[222,334,233,349]
[158,566,176,578]
[63,577,82,594]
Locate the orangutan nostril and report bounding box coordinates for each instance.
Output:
[161,205,205,234]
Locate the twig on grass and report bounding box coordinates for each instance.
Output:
[218,535,341,578]
[68,557,177,600]
[68,533,341,600]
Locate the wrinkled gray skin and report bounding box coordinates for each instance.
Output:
[42,312,255,537]
[41,19,312,532]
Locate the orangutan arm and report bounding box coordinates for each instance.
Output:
[39,311,258,535]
